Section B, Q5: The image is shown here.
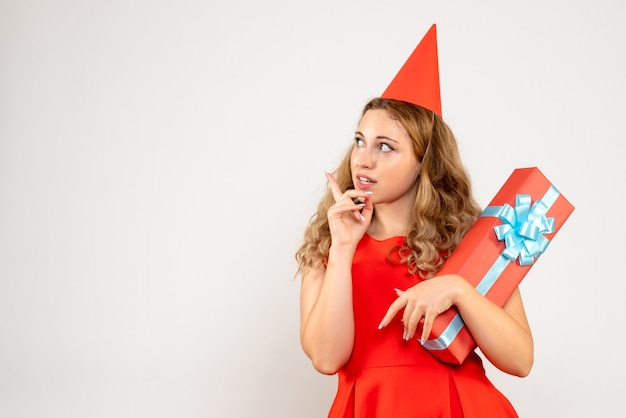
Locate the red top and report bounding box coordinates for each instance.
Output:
[328,234,518,418]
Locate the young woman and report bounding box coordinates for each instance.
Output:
[295,97,533,417]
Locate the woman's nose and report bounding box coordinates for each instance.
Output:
[356,149,375,168]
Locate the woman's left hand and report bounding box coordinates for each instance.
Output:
[378,274,466,343]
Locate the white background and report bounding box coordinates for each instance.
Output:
[1,1,624,417]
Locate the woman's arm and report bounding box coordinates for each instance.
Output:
[452,280,533,376]
[299,172,374,375]
[379,275,533,377]
[299,246,356,375]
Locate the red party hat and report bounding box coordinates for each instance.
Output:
[381,24,442,117]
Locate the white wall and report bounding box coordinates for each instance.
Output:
[1,1,624,417]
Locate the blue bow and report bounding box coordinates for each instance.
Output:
[486,194,555,266]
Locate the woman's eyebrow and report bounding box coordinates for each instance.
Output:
[355,131,400,144]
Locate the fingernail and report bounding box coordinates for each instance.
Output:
[378,321,385,330]
[359,214,365,221]
[403,332,409,341]
[394,288,402,295]
[419,338,426,345]
[365,191,373,195]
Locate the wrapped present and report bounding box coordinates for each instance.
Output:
[419,167,575,364]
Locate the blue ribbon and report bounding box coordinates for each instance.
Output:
[423,185,560,352]
[481,191,556,267]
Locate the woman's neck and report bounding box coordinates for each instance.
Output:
[367,203,413,241]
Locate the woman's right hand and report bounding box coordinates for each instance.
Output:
[325,172,374,249]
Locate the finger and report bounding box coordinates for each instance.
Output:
[350,203,366,222]
[362,192,374,212]
[325,172,343,202]
[328,192,370,222]
[328,200,366,220]
[402,299,420,340]
[339,189,372,202]
[420,313,436,344]
[340,196,367,220]
[353,209,366,222]
[404,309,422,341]
[401,298,413,327]
[378,292,407,329]
[352,191,374,204]
[359,193,374,223]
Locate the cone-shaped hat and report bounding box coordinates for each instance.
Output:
[381,24,441,117]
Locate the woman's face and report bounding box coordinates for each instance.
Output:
[350,109,420,206]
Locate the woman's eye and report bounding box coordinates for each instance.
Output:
[354,138,365,147]
[380,143,393,152]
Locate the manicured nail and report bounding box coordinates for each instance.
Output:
[394,288,402,295]
[359,214,365,221]
[364,191,373,195]
[403,332,409,340]
[419,338,426,345]
[378,321,385,330]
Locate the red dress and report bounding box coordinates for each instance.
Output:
[328,234,518,418]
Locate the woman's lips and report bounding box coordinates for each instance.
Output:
[355,175,376,189]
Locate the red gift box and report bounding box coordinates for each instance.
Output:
[420,167,575,364]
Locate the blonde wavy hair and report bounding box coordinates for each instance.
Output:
[295,97,481,278]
